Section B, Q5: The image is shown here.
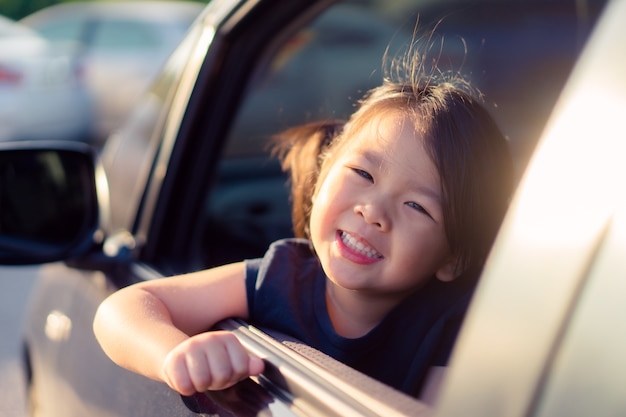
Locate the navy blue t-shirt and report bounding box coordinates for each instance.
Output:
[245,238,473,396]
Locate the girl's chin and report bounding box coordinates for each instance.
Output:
[326,274,364,292]
[324,257,375,292]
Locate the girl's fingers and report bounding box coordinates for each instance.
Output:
[204,337,235,389]
[248,354,265,376]
[225,334,253,377]
[185,349,212,393]
[205,332,251,389]
[163,331,264,394]
[162,350,195,396]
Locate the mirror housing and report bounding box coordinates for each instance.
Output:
[0,141,102,265]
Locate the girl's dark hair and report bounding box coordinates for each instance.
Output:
[275,33,515,285]
[323,79,514,284]
[271,120,344,239]
[341,80,513,284]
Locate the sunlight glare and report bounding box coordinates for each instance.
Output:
[509,88,623,247]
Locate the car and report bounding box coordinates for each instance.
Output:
[0,15,93,143]
[0,0,623,415]
[20,1,205,144]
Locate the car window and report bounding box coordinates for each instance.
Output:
[26,19,84,41]
[91,20,161,51]
[224,2,401,159]
[196,2,405,268]
[101,22,205,234]
[194,0,605,269]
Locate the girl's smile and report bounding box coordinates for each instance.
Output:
[337,230,384,264]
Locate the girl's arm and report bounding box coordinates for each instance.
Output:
[93,261,264,395]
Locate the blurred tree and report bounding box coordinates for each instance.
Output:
[1,0,69,20]
[1,0,210,21]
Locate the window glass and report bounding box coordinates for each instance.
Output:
[91,20,160,51]
[29,20,84,41]
[101,23,204,233]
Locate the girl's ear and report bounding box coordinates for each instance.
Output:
[435,257,461,282]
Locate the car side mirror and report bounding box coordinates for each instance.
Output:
[0,142,101,265]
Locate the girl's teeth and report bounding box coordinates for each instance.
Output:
[341,232,382,259]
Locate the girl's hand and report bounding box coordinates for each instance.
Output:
[160,330,265,395]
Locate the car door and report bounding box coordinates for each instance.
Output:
[18,0,609,416]
[22,1,431,416]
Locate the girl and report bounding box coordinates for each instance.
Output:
[93,60,514,399]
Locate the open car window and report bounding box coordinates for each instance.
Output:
[188,0,607,405]
[195,0,606,268]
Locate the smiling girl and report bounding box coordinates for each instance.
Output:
[93,59,514,399]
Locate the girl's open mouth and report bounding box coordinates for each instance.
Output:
[338,231,383,262]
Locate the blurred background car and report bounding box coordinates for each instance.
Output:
[20,1,205,145]
[0,14,92,143]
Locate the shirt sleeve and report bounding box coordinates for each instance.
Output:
[244,256,263,317]
[243,238,317,329]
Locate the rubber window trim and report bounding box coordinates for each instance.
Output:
[218,318,433,417]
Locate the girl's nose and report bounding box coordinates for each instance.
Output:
[354,201,390,231]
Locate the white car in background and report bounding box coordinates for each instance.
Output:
[20,1,205,144]
[0,15,92,142]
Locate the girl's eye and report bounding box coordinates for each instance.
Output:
[406,201,433,219]
[351,168,373,182]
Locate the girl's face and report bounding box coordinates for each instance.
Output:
[309,112,458,299]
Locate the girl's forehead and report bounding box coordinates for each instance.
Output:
[344,112,438,180]
[345,112,423,153]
